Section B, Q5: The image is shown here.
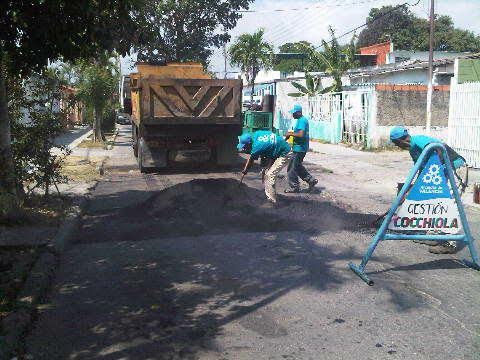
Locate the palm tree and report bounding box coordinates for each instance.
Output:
[229,29,274,104]
[306,26,357,92]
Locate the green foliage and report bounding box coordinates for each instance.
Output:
[10,68,71,198]
[302,27,358,93]
[229,29,274,101]
[357,6,480,52]
[288,73,326,98]
[275,41,318,73]
[75,54,120,141]
[0,0,146,209]
[0,0,144,75]
[136,0,253,65]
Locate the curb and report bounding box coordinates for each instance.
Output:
[106,126,120,151]
[0,194,91,359]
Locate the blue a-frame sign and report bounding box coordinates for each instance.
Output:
[349,143,480,285]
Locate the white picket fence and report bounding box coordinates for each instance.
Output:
[448,82,480,168]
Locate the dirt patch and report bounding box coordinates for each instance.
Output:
[77,132,116,149]
[62,155,103,183]
[0,195,71,329]
[0,248,41,330]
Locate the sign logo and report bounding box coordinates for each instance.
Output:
[388,154,462,234]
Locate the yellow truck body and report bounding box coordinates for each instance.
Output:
[129,63,242,171]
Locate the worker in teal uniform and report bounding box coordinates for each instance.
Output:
[284,104,318,193]
[238,130,293,203]
[390,126,468,254]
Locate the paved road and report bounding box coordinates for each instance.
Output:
[26,126,480,359]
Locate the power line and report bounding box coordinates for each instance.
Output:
[312,0,421,49]
[239,0,388,13]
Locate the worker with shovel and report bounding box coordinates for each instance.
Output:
[237,131,292,203]
[390,126,468,254]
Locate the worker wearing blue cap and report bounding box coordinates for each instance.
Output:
[284,104,318,193]
[390,126,468,254]
[238,130,292,203]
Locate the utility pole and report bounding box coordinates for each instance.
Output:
[426,0,435,135]
[223,42,228,79]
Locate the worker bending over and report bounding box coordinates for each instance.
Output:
[390,126,468,254]
[238,131,292,203]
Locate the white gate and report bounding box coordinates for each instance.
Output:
[448,82,480,168]
[342,90,373,146]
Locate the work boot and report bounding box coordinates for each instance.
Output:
[428,244,457,254]
[284,187,300,194]
[308,178,318,191]
[413,240,440,246]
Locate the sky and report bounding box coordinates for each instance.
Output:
[121,0,480,76]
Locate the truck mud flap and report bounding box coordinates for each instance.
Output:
[138,138,167,172]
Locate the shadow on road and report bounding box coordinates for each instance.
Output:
[27,178,450,359]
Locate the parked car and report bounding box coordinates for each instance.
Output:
[116,113,131,125]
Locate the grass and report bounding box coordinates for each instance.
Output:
[62,155,103,183]
[77,130,116,149]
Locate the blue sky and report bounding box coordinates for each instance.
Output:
[121,0,480,76]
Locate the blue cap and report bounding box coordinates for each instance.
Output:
[390,126,409,141]
[237,133,252,151]
[289,104,302,114]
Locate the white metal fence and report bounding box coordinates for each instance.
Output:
[342,90,374,146]
[307,89,375,146]
[448,82,480,168]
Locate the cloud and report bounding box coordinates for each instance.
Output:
[209,0,480,74]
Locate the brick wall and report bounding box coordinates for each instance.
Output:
[359,41,391,66]
[375,84,450,127]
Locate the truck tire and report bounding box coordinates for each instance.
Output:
[138,137,146,173]
[132,125,138,158]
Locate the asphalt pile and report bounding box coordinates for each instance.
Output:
[144,178,288,237]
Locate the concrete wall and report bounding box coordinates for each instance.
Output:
[375,84,450,127]
[371,125,449,148]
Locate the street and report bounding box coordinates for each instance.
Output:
[25,125,480,359]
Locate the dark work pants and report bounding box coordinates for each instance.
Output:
[287,152,314,189]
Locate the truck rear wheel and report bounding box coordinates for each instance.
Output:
[132,125,138,158]
[138,137,146,173]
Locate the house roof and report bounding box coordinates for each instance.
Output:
[348,53,480,78]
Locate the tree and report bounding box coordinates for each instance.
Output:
[304,27,358,93]
[136,0,253,65]
[357,6,480,52]
[288,73,326,98]
[229,29,274,103]
[11,68,71,200]
[76,55,120,142]
[0,0,144,209]
[275,41,317,73]
[357,6,415,49]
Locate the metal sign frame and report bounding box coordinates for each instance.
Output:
[349,143,480,286]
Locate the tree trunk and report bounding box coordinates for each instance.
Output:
[250,80,255,106]
[0,50,17,200]
[93,106,103,142]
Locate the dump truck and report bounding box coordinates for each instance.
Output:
[129,62,243,172]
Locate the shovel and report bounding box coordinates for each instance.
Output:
[238,173,246,187]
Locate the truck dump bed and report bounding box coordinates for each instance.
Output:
[131,63,242,125]
[129,63,243,171]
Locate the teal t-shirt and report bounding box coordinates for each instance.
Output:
[409,135,465,169]
[292,116,309,153]
[251,131,291,160]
